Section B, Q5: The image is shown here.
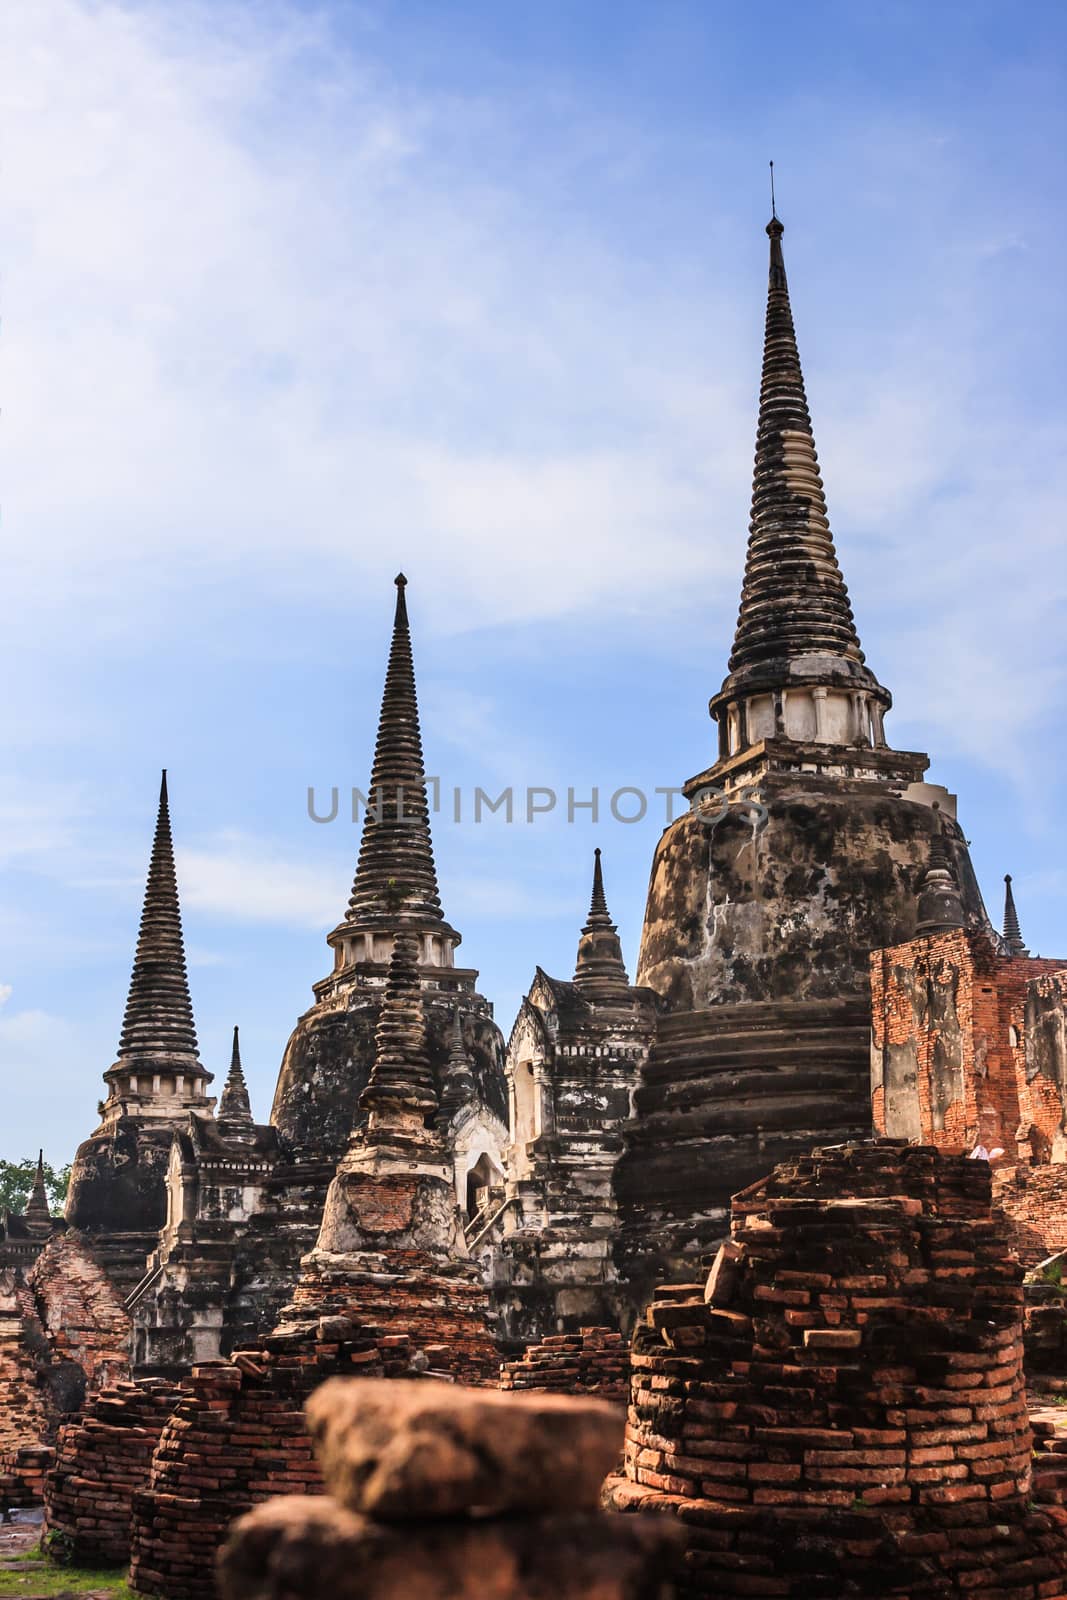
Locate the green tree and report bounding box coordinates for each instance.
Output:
[0,1156,72,1217]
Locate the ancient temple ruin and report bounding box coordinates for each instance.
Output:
[483,849,656,1344]
[5,203,1067,1600]
[65,772,215,1292]
[270,574,508,1168]
[48,573,507,1379]
[612,211,992,1307]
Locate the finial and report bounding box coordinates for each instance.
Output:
[574,847,630,997]
[1003,874,1029,957]
[769,160,776,220]
[25,1149,51,1229]
[437,1003,476,1129]
[113,769,200,1070]
[915,809,965,935]
[218,1022,254,1130]
[343,566,443,932]
[588,847,609,921]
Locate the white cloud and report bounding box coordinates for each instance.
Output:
[176,832,345,930]
[0,0,741,638]
[1,0,1064,798]
[0,985,12,1008]
[0,777,92,868]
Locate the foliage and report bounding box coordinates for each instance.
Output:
[0,1156,72,1217]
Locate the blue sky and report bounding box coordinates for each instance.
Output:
[2,0,1066,1166]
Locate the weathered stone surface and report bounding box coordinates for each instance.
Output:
[306,1378,623,1517]
[485,850,658,1346]
[218,1495,683,1600]
[613,213,997,1315]
[614,997,873,1299]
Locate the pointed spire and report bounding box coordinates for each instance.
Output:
[345,576,444,930]
[728,213,866,674]
[218,1025,255,1130]
[1002,875,1029,957]
[436,1006,477,1128]
[358,931,439,1128]
[24,1150,51,1233]
[588,846,610,920]
[573,848,630,1000]
[116,772,200,1067]
[915,808,966,935]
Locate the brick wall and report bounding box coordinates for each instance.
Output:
[129,1321,414,1598]
[871,930,1067,1156]
[1018,971,1067,1161]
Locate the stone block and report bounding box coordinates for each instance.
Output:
[306,1378,623,1518]
[217,1494,684,1600]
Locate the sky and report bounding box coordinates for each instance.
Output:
[1,0,1066,1167]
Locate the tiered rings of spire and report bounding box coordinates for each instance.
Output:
[709,214,892,763]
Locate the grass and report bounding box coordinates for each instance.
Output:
[0,1550,131,1598]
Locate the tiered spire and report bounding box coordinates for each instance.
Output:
[573,849,630,1000]
[436,1006,477,1128]
[358,931,439,1128]
[24,1150,51,1233]
[116,772,200,1067]
[1003,875,1029,957]
[729,214,865,675]
[345,576,443,929]
[218,1026,255,1132]
[915,810,966,935]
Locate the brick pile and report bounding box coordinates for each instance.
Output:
[605,1141,1067,1598]
[500,1326,628,1401]
[43,1378,182,1564]
[218,1378,684,1600]
[128,1318,414,1598]
[287,1248,499,1386]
